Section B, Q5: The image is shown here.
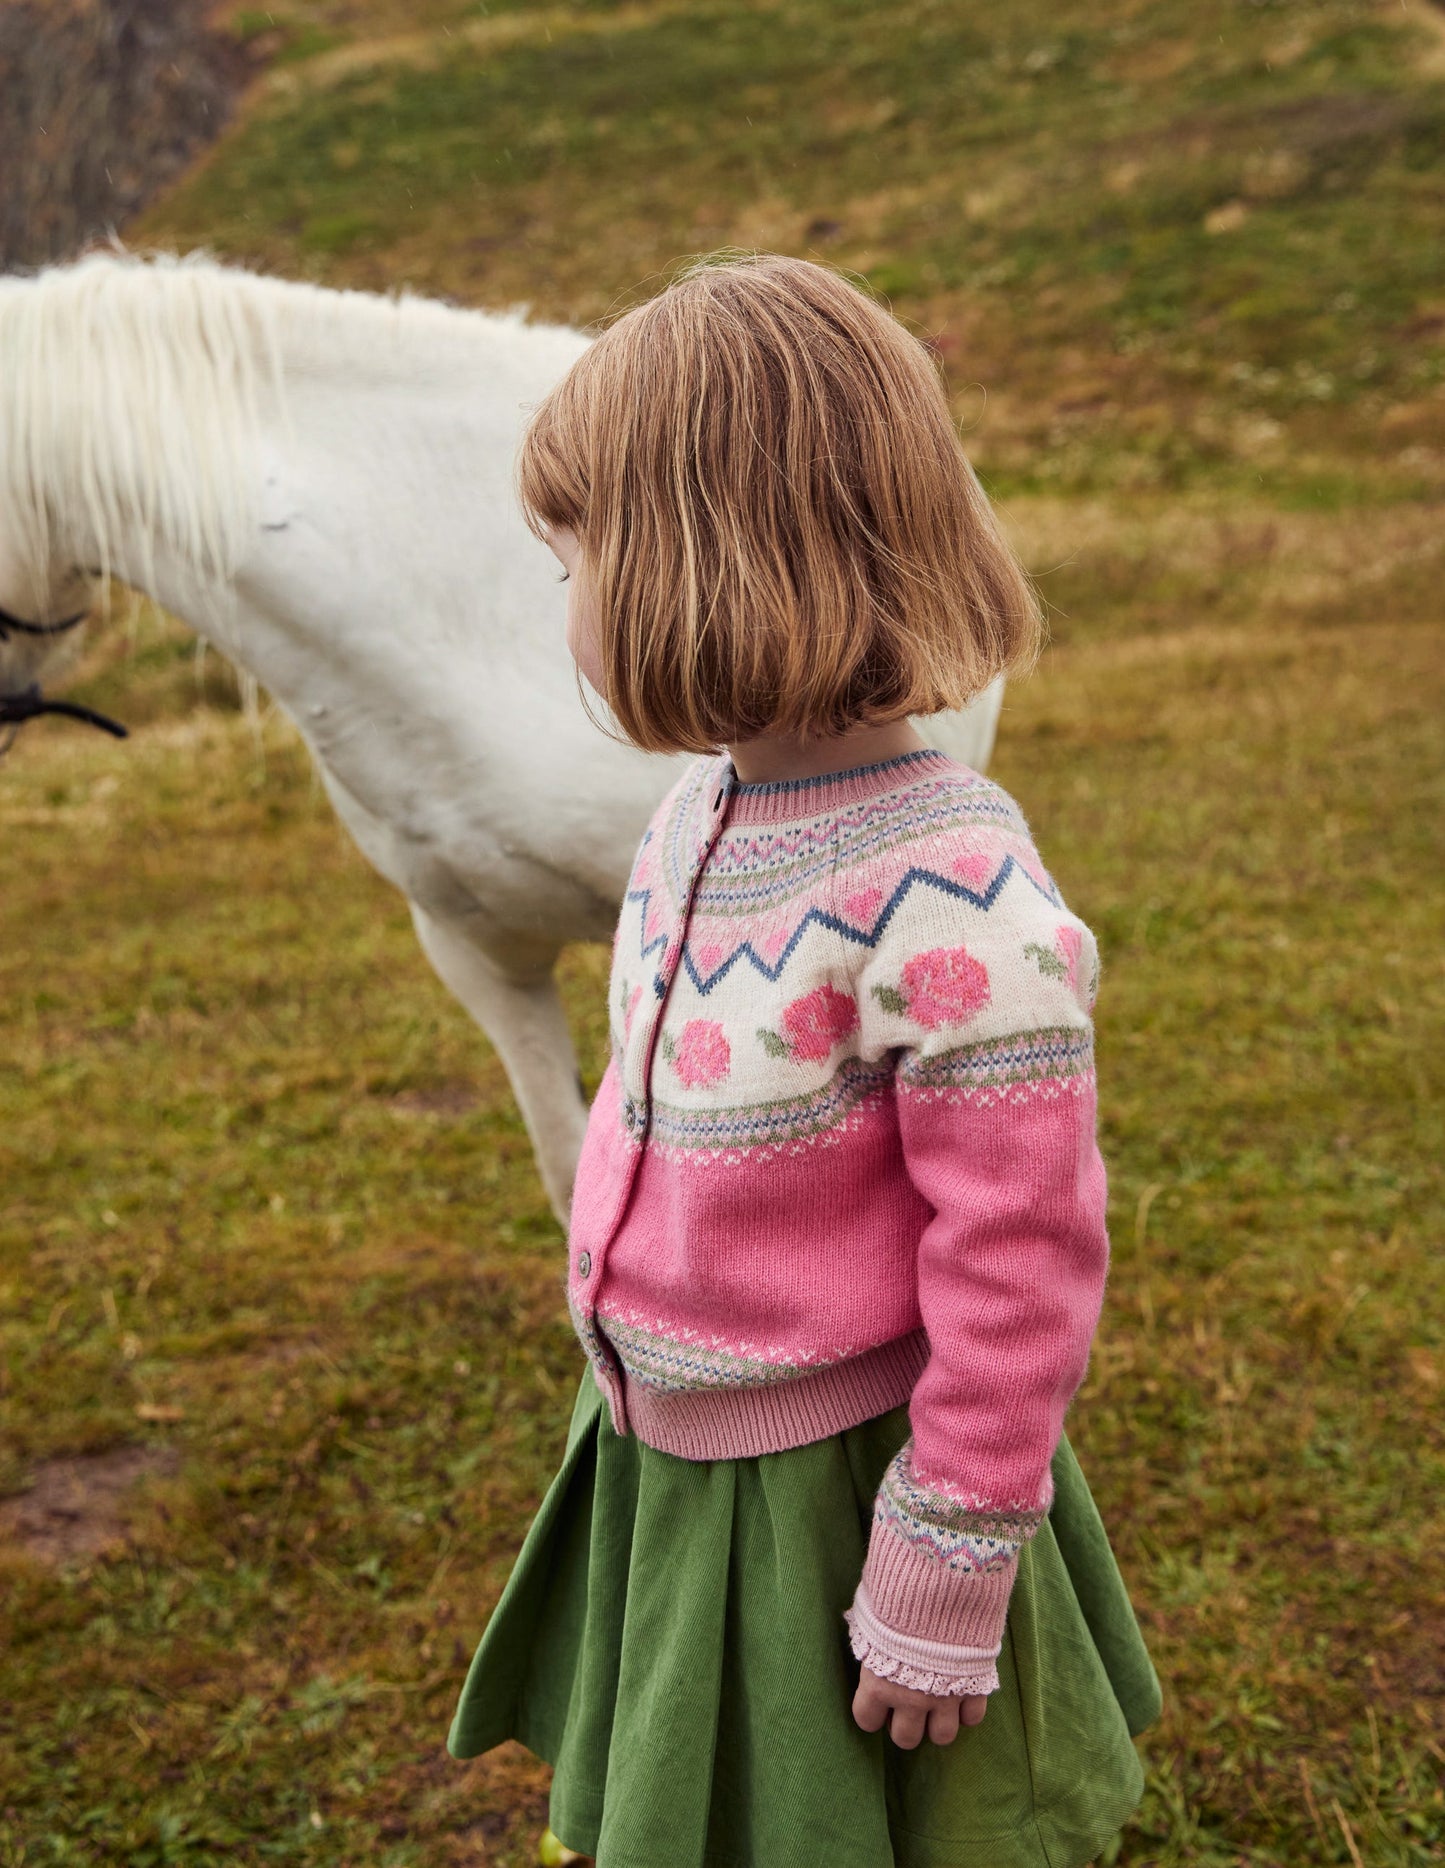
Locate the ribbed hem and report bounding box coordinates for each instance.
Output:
[861,1516,1018,1652]
[725,749,959,825]
[844,1575,1002,1698]
[620,1328,930,1461]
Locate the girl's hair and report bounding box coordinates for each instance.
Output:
[518,251,1044,754]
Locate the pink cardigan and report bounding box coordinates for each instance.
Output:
[566,748,1110,1697]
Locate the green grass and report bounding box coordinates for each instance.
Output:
[0,698,590,1864]
[4,0,1445,1859]
[140,0,1445,501]
[3,504,1443,1863]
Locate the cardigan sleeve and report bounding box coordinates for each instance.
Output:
[839,819,1110,1698]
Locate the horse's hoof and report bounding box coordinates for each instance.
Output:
[537,1826,592,1866]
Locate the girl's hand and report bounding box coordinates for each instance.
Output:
[852,1664,988,1748]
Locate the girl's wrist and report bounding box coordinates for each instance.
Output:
[844,1576,1003,1700]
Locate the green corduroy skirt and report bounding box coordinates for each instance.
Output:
[449,1368,1161,1868]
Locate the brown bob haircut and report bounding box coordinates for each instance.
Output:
[517,252,1044,755]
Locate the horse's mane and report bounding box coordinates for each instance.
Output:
[0,247,553,595]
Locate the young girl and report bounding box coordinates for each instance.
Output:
[449,253,1160,1868]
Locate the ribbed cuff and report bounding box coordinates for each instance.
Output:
[858,1509,1018,1655]
[844,1576,1002,1699]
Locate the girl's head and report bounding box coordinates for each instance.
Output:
[519,252,1043,755]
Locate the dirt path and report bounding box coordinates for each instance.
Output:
[0,1445,180,1566]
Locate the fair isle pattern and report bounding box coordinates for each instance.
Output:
[605,750,1100,1166]
[659,758,720,930]
[613,752,715,1004]
[897,1027,1095,1097]
[874,1443,1050,1575]
[568,1291,617,1376]
[902,1074,1096,1113]
[691,773,1031,927]
[613,829,663,1031]
[675,851,1058,995]
[640,1031,1092,1162]
[832,776,1038,879]
[620,754,1066,999]
[596,1309,860,1394]
[644,1053,892,1159]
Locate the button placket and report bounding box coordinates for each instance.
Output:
[584,760,734,1346]
[625,761,734,1121]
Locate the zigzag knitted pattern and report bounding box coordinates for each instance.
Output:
[567,747,1111,1696]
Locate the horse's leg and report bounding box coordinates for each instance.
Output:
[407,902,588,1229]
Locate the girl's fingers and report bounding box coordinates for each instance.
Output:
[851,1680,889,1733]
[852,1668,989,1746]
[888,1706,927,1750]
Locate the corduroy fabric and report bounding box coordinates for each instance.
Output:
[448,1370,1161,1868]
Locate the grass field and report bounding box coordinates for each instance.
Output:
[3,0,1444,1861]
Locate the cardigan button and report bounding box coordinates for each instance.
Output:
[578,1250,592,1278]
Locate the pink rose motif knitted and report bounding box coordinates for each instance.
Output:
[664,1019,731,1088]
[875,944,992,1028]
[1054,924,1083,993]
[762,983,861,1061]
[565,748,1110,1699]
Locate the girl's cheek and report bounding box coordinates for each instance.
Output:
[564,593,582,667]
[568,591,607,695]
[565,591,591,677]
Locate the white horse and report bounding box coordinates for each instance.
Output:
[0,250,1005,1224]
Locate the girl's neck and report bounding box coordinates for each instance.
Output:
[724,719,930,786]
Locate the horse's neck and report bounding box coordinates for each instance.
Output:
[11,262,576,642]
[6,258,668,896]
[99,304,570,687]
[112,308,634,831]
[129,370,505,648]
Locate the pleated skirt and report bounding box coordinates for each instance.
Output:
[449,1368,1160,1868]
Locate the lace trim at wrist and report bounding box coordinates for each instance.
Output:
[845,1615,1000,1698]
[843,1577,1002,1700]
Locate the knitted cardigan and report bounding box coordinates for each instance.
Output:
[565,746,1110,1698]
